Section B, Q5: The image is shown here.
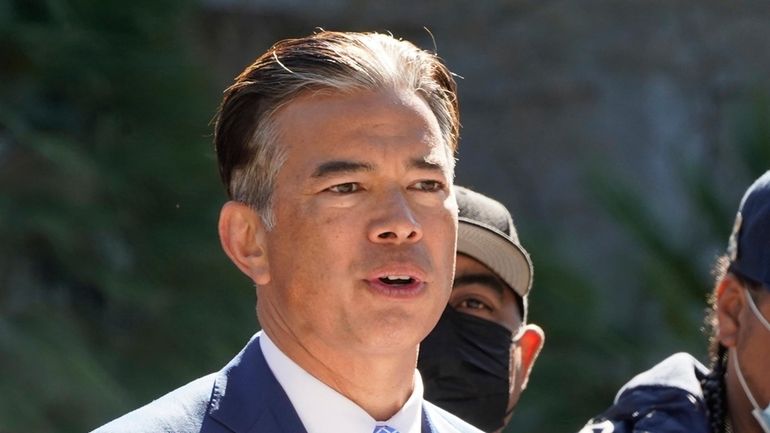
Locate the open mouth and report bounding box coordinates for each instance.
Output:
[378,275,416,286]
[368,271,424,298]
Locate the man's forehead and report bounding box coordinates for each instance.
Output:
[273,88,454,174]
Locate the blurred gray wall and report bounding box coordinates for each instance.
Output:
[196,0,770,285]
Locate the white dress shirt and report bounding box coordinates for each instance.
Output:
[259,331,424,433]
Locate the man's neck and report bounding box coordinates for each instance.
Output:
[263,323,418,421]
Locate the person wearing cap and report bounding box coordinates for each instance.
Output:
[578,171,770,433]
[418,186,545,433]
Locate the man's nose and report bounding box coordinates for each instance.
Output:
[368,189,423,244]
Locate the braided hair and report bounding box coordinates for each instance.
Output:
[701,255,731,433]
[701,344,728,433]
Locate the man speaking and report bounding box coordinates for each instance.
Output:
[91,31,479,433]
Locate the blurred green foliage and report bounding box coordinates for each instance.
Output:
[0,1,256,431]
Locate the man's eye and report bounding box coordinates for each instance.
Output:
[457,298,491,311]
[413,180,445,192]
[327,183,361,194]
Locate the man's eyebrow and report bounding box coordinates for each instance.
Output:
[311,160,374,178]
[312,157,444,178]
[453,274,507,299]
[409,157,446,172]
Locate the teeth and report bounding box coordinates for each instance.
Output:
[384,275,411,281]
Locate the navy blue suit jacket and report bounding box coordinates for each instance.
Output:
[92,334,481,433]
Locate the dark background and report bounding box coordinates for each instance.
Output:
[2,1,770,432]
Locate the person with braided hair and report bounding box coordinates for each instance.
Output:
[579,171,770,433]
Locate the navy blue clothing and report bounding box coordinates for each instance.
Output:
[91,334,481,433]
[578,353,712,433]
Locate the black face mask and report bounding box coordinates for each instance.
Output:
[418,307,513,432]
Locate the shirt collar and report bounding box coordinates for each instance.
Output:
[259,330,424,433]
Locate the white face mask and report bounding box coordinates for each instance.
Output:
[731,289,770,433]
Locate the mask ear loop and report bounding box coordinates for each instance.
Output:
[730,290,770,433]
[731,348,764,419]
[504,405,515,419]
[745,288,770,332]
[500,325,525,425]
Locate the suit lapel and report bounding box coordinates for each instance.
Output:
[206,334,307,433]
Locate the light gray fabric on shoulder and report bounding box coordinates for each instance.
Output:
[91,373,216,433]
[614,352,708,403]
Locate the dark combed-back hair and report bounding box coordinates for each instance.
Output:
[213,31,460,229]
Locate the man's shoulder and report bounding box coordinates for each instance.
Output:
[423,400,484,433]
[578,352,711,433]
[89,333,277,433]
[91,373,218,433]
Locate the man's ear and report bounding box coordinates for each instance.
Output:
[513,323,545,390]
[218,201,271,285]
[716,273,745,348]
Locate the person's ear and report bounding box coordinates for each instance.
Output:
[513,323,545,390]
[218,201,271,285]
[716,273,744,348]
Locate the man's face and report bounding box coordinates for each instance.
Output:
[258,88,457,358]
[451,253,543,428]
